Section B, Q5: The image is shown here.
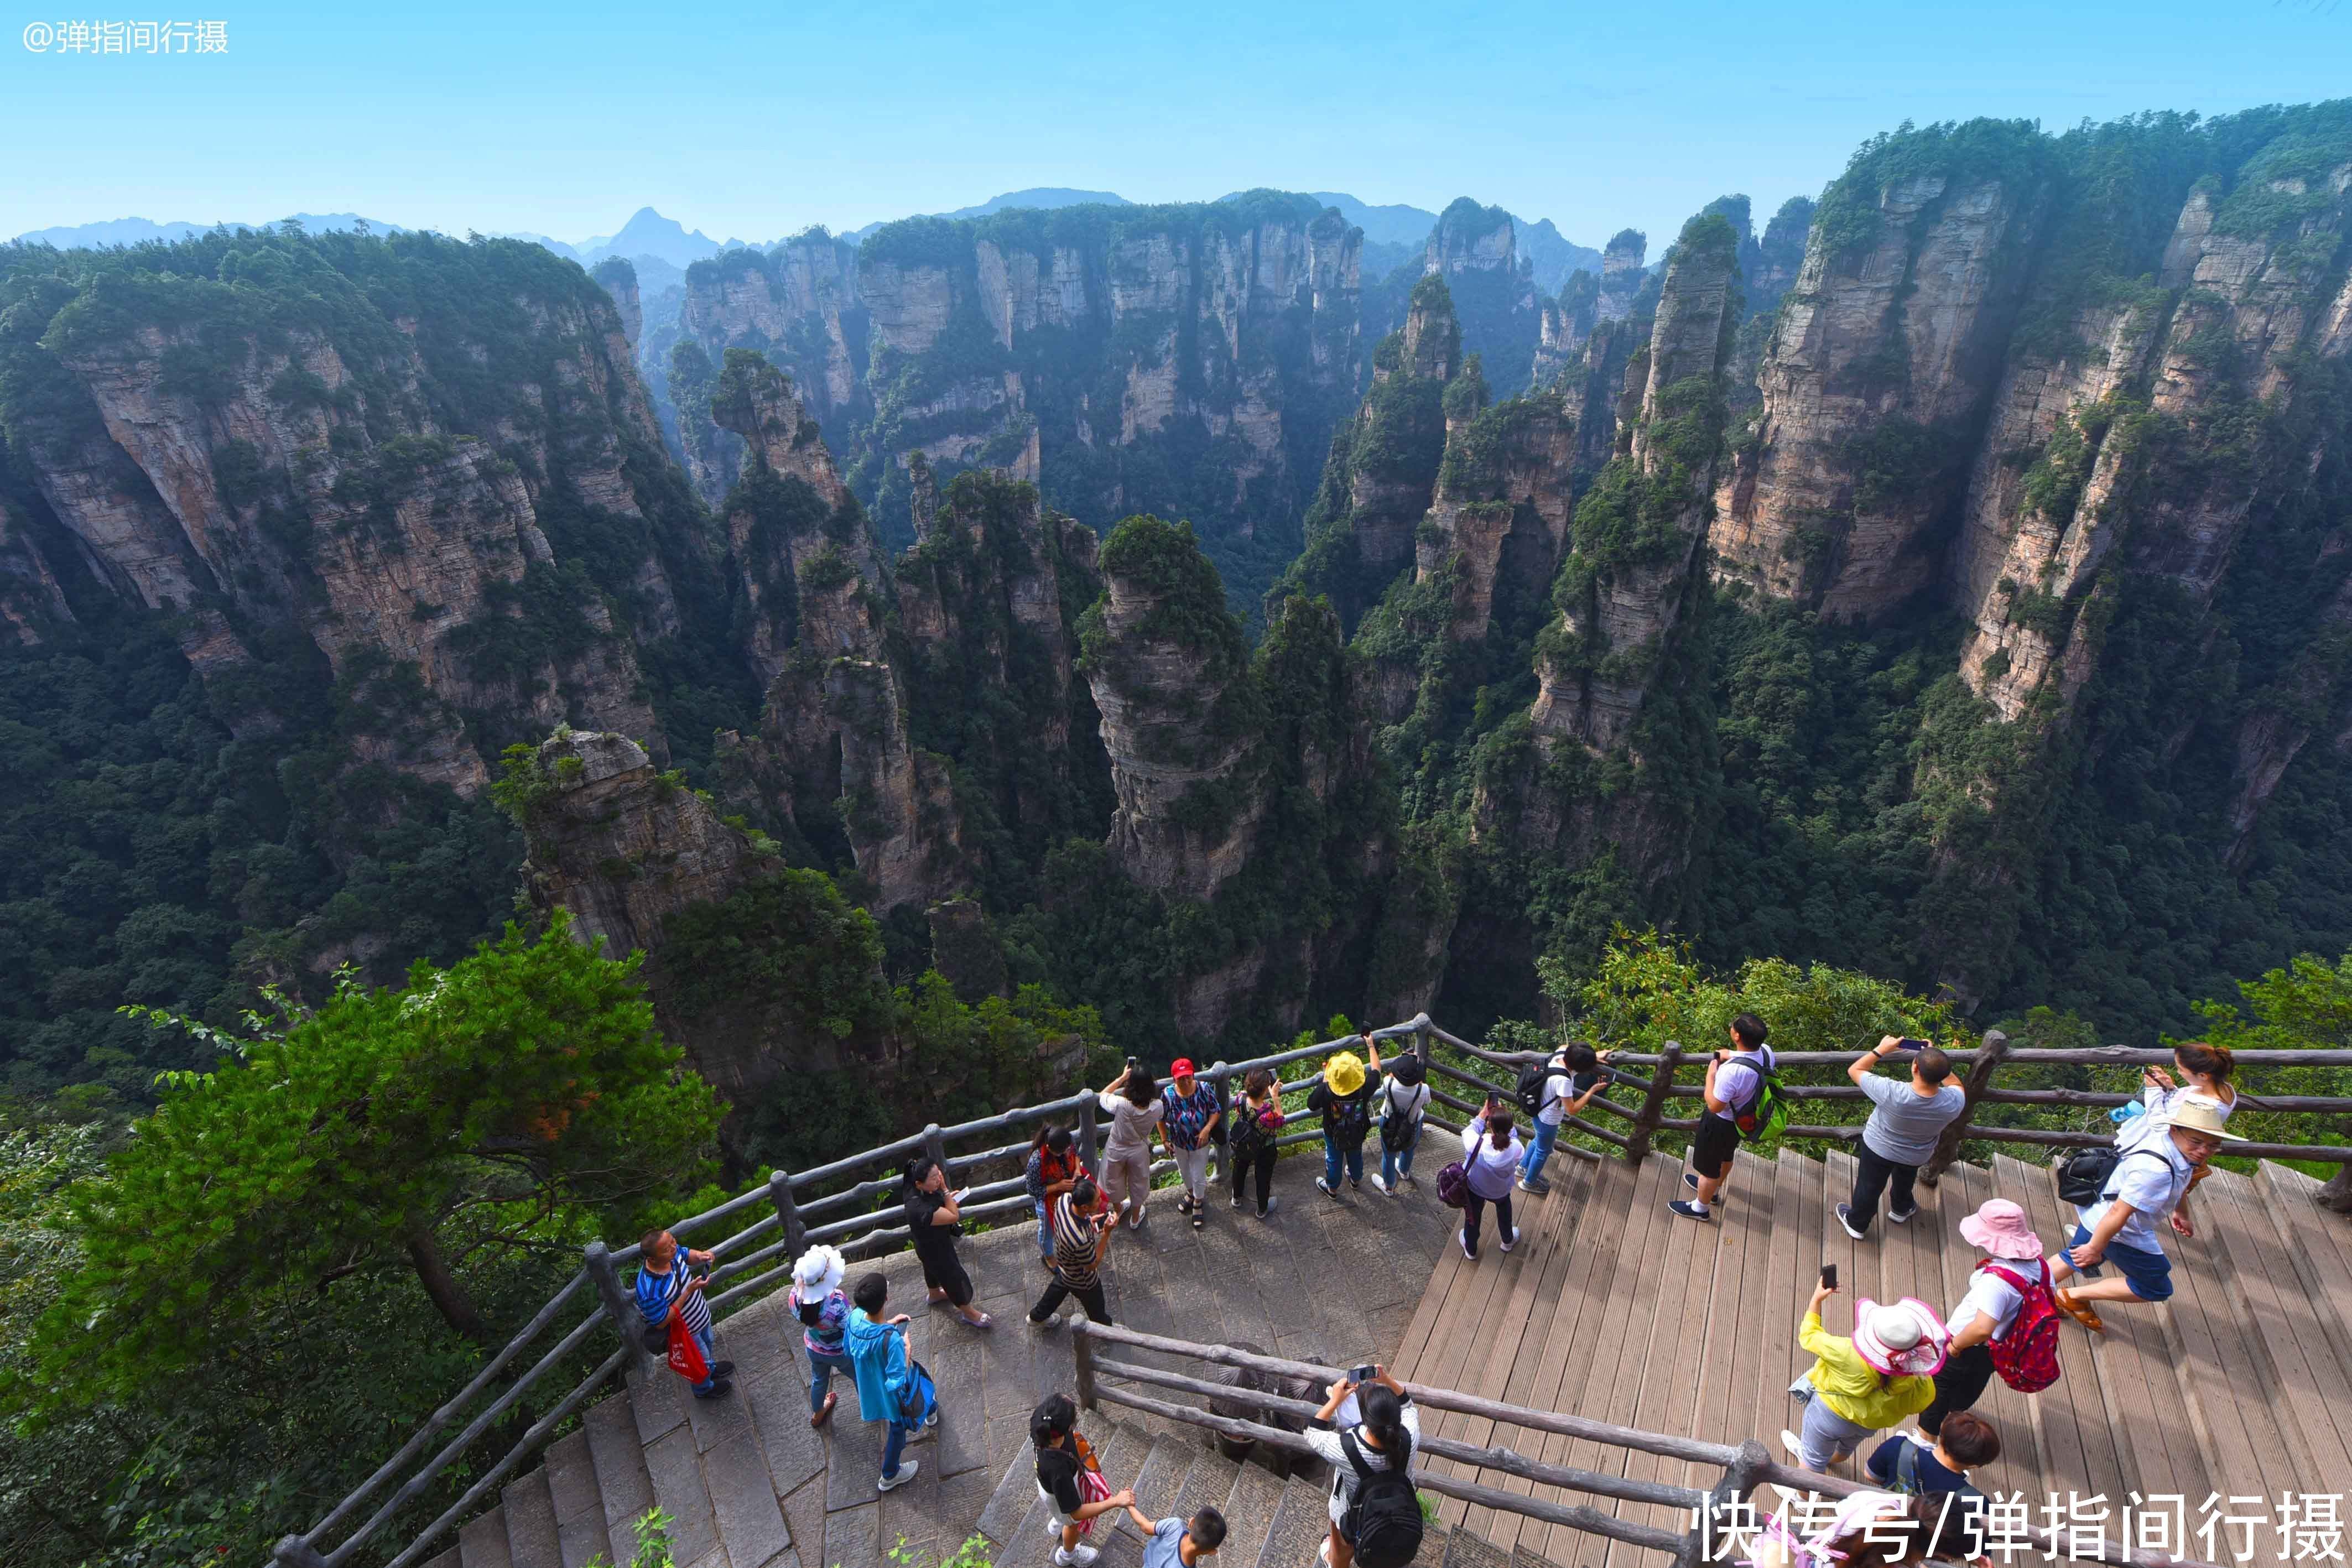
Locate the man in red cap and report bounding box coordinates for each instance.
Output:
[1160,1058,1222,1232]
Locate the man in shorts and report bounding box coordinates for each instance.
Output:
[1671,1012,1771,1222]
[2048,1100,2240,1333]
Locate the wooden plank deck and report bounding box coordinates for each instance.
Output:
[1393,1152,2352,1564]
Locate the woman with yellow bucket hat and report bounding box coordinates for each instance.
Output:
[1307,1036,1381,1197]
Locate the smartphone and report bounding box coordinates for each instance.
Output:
[1125,1055,1138,1071]
[952,1186,970,1202]
[1895,1038,1927,1052]
[1351,1363,1376,1385]
[1820,1263,1837,1291]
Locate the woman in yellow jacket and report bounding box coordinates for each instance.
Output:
[1781,1278,1948,1472]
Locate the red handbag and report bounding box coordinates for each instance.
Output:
[667,1316,710,1382]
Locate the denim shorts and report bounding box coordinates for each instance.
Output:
[2070,1223,2173,1301]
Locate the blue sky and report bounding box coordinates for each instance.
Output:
[5,1,2349,250]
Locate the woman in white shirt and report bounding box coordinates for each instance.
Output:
[1458,1096,1522,1260]
[1097,1065,1165,1230]
[1303,1365,1419,1568]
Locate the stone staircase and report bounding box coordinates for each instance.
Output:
[411,1158,1458,1568]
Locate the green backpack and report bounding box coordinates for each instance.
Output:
[1730,1051,1786,1143]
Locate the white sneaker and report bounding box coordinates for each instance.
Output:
[1778,1430,1805,1467]
[878,1458,920,1492]
[1500,1229,1518,1253]
[1370,1173,1392,1195]
[1459,1232,1476,1260]
[1055,1547,1100,1568]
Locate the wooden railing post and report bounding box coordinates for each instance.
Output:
[1676,1438,1768,1568]
[1921,1029,2008,1187]
[768,1169,806,1257]
[584,1241,648,1379]
[2322,1161,2352,1215]
[1076,1088,1098,1174]
[1209,1060,1230,1183]
[922,1122,949,1173]
[1413,1015,1434,1072]
[1626,1041,1684,1167]
[274,1535,331,1568]
[1072,1320,1097,1411]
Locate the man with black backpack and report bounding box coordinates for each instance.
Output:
[2046,1100,2241,1333]
[1305,1365,1422,1568]
[1671,1012,1774,1222]
[1516,1041,1605,1196]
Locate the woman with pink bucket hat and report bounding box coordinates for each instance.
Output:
[1782,1275,1948,1472]
[1921,1198,2057,1438]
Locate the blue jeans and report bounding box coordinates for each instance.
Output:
[1324,1134,1363,1187]
[691,1326,718,1393]
[806,1345,852,1413]
[1381,1118,1422,1183]
[1521,1119,1559,1185]
[881,1365,938,1480]
[1036,1199,1054,1260]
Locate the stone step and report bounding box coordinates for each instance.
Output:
[1438,1518,1511,1568]
[500,1470,563,1568]
[458,1506,514,1568]
[1117,1434,1190,1543]
[642,1416,722,1568]
[586,1387,659,1565]
[542,1431,609,1568]
[421,1546,461,1568]
[1167,1451,1241,1532]
[1250,1478,1330,1568]
[701,1413,794,1568]
[975,1442,1043,1551]
[1214,1457,1288,1567]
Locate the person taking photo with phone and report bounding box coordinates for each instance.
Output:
[1304,1364,1420,1568]
[1838,1036,1966,1239]
[903,1155,991,1329]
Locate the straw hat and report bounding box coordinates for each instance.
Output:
[1956,1198,2043,1260]
[1851,1297,1948,1377]
[791,1242,846,1301]
[2158,1100,2246,1141]
[1324,1051,1366,1097]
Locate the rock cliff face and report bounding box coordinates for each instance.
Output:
[1711,129,2052,619]
[677,195,1363,605]
[1596,230,1647,322]
[0,231,717,795]
[592,257,643,350]
[1278,277,1466,629]
[1532,212,1741,753]
[1955,168,2352,726]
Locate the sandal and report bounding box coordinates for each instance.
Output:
[2055,1288,2106,1335]
[811,1390,837,1428]
[960,1310,993,1330]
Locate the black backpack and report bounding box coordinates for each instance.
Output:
[2054,1144,2121,1207]
[1327,1086,1372,1143]
[1513,1059,1559,1117]
[1339,1430,1423,1568]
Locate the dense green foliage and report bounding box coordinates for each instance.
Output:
[0,926,720,1568]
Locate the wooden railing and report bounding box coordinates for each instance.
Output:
[1411,1025,2352,1196]
[272,1017,1448,1568]
[1065,1321,2230,1568]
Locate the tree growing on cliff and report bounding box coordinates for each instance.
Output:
[9,916,720,1414]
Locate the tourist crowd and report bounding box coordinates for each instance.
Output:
[628,1025,2253,1567]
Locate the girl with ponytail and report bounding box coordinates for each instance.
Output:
[1031,1393,1133,1568]
[1305,1366,1420,1568]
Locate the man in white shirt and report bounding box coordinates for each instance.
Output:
[2048,1100,2242,1333]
